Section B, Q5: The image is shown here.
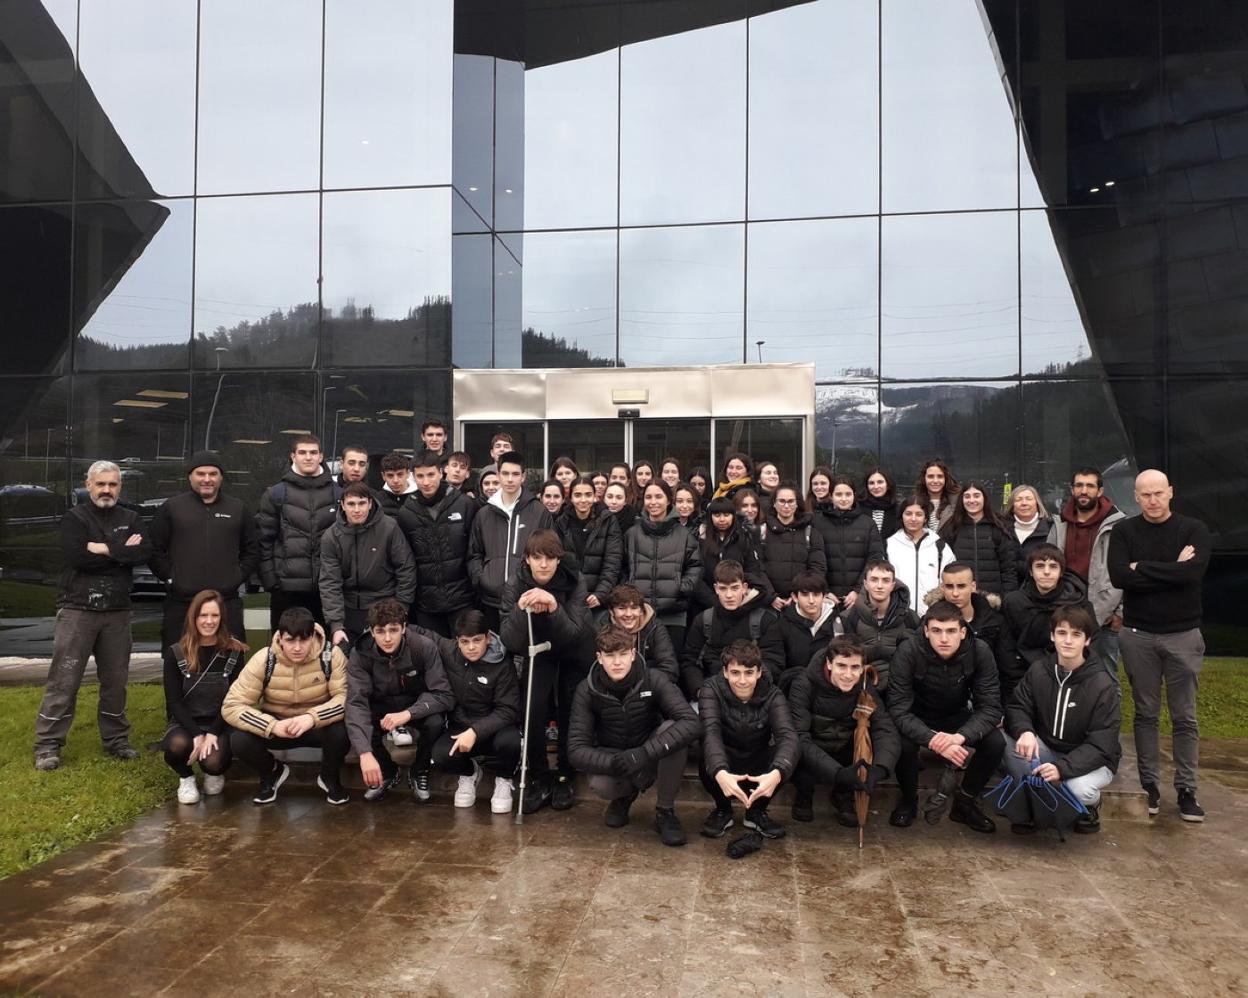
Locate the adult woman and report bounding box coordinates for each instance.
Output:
[1006,484,1054,579]
[540,479,565,517]
[711,452,753,502]
[549,457,580,497]
[590,471,609,503]
[811,474,884,606]
[886,495,954,612]
[805,465,833,514]
[673,482,702,532]
[688,467,710,497]
[940,480,1020,595]
[557,476,623,612]
[624,481,703,651]
[659,457,683,489]
[759,482,827,609]
[860,467,901,541]
[162,589,248,803]
[915,459,959,533]
[695,496,772,612]
[602,481,636,536]
[733,488,762,529]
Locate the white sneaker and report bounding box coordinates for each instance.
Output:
[490,776,514,814]
[177,775,201,805]
[202,774,226,796]
[454,759,483,808]
[390,726,413,747]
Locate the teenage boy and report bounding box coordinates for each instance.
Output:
[222,607,350,805]
[378,451,417,518]
[1004,605,1121,835]
[567,626,700,846]
[604,584,680,683]
[334,445,370,488]
[699,640,799,853]
[420,420,450,464]
[445,451,474,496]
[933,561,1016,687]
[839,558,921,692]
[682,560,785,699]
[426,609,521,814]
[788,636,900,825]
[468,451,553,632]
[774,570,840,693]
[398,450,477,637]
[478,433,515,477]
[344,598,453,803]
[887,600,1004,833]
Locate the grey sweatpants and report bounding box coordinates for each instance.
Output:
[1120,626,1203,791]
[34,608,132,753]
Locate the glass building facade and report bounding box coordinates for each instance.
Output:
[1,0,1246,652]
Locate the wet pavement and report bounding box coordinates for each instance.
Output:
[3,751,1247,998]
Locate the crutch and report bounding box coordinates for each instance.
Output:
[515,606,551,825]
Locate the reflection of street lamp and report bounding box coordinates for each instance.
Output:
[204,347,229,448]
[331,409,347,461]
[830,420,838,472]
[755,340,765,363]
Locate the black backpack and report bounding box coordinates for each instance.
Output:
[263,643,334,687]
[698,606,768,670]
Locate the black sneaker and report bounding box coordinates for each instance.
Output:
[1143,782,1161,816]
[1073,803,1100,834]
[831,791,858,828]
[410,769,432,802]
[520,779,552,815]
[317,775,349,806]
[1177,789,1205,823]
[551,774,575,811]
[253,762,290,805]
[701,807,734,838]
[604,791,638,828]
[949,794,996,834]
[654,807,687,847]
[791,788,814,823]
[363,771,401,803]
[923,765,961,825]
[889,798,918,827]
[743,808,786,840]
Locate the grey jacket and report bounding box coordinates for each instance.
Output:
[318,503,417,633]
[1047,509,1125,624]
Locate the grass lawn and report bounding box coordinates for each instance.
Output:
[0,579,58,618]
[1118,657,1248,739]
[0,683,171,879]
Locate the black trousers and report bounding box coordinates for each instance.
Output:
[521,656,588,778]
[229,721,349,781]
[411,609,464,639]
[793,743,854,794]
[699,747,781,812]
[370,712,445,776]
[894,714,1005,801]
[162,595,244,651]
[431,725,522,778]
[268,589,323,633]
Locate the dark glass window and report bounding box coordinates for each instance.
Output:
[453,54,495,229]
[76,0,197,200]
[462,422,544,475]
[323,0,453,190]
[0,203,73,375]
[320,370,452,465]
[618,224,745,367]
[321,189,452,367]
[748,0,879,220]
[494,237,523,368]
[815,384,880,471]
[714,417,803,483]
[451,234,494,368]
[192,193,320,369]
[548,420,626,477]
[520,230,617,369]
[881,211,1020,380]
[747,218,878,379]
[74,200,192,371]
[196,0,322,195]
[1166,380,1246,545]
[493,58,525,235]
[633,419,712,480]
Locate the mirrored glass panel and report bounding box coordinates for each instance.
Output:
[880,382,1020,499]
[747,218,878,379]
[815,384,880,473]
[321,189,452,367]
[620,9,746,225]
[197,0,322,195]
[520,230,617,368]
[882,0,1018,212]
[748,0,878,219]
[74,200,191,371]
[451,234,494,368]
[320,370,452,466]
[193,193,320,369]
[493,58,526,235]
[548,420,625,478]
[462,422,544,477]
[1166,380,1245,547]
[0,203,73,374]
[494,237,523,368]
[714,417,803,484]
[76,0,197,200]
[632,419,712,479]
[453,54,495,228]
[619,224,744,367]
[881,211,1020,380]
[1021,208,1100,376]
[323,0,453,189]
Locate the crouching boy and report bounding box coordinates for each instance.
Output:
[788,637,899,825]
[699,640,799,854]
[1004,605,1121,834]
[567,626,700,846]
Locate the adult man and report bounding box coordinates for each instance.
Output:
[221,606,350,805]
[318,483,416,647]
[397,450,476,637]
[334,445,370,488]
[420,420,450,464]
[257,435,340,630]
[933,561,1016,685]
[839,558,921,692]
[148,450,258,649]
[604,583,679,684]
[1108,469,1211,822]
[887,600,1004,833]
[467,451,553,632]
[377,451,417,518]
[1047,467,1125,663]
[33,461,151,770]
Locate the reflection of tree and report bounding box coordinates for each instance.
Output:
[521,327,617,368]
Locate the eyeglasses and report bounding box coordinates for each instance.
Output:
[775,498,798,505]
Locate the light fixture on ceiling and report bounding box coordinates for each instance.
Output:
[1104,180,1115,187]
[379,408,414,418]
[114,399,167,408]
[136,389,189,400]
[279,428,313,435]
[232,438,271,445]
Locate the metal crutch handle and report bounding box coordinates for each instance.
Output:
[514,606,552,825]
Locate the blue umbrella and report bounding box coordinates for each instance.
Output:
[983,766,1088,840]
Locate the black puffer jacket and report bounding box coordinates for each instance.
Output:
[1006,654,1121,778]
[624,514,703,626]
[788,656,900,779]
[887,635,1002,746]
[1002,570,1095,674]
[344,627,454,756]
[58,501,151,611]
[760,513,827,600]
[377,482,416,518]
[775,599,840,688]
[813,504,884,598]
[860,494,901,543]
[942,518,1020,595]
[500,558,594,666]
[695,520,772,609]
[614,603,679,684]
[1013,515,1055,580]
[567,661,699,773]
[923,589,1020,700]
[148,490,259,600]
[318,503,417,634]
[467,491,554,609]
[257,466,340,592]
[412,625,518,739]
[397,482,476,614]
[839,583,921,690]
[682,591,786,696]
[556,505,623,601]
[698,672,799,777]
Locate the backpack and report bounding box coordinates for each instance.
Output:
[264,643,334,687]
[699,606,768,670]
[170,644,241,680]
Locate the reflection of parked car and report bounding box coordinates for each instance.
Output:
[130,566,165,601]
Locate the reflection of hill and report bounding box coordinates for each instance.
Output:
[521,327,617,368]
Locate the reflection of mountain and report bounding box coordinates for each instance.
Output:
[521,327,617,368]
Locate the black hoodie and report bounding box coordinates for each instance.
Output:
[887,635,1003,747]
[344,626,454,756]
[788,655,900,780]
[775,598,840,688]
[499,556,594,666]
[397,481,477,614]
[411,625,518,739]
[1002,570,1095,675]
[698,671,799,778]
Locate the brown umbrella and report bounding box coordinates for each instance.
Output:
[851,666,881,849]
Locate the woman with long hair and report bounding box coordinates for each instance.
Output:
[590,471,609,503]
[659,457,683,489]
[608,462,637,507]
[549,456,580,497]
[1005,484,1053,579]
[476,469,500,507]
[602,481,636,536]
[624,480,703,652]
[754,460,781,515]
[687,467,711,497]
[810,474,884,607]
[805,465,833,514]
[859,466,901,541]
[886,494,954,612]
[633,460,656,496]
[940,480,1020,595]
[732,488,762,530]
[759,481,826,609]
[673,482,702,532]
[556,476,623,612]
[915,459,959,533]
[711,451,753,502]
[540,478,565,517]
[162,589,248,804]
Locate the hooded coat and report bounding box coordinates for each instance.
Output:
[1002,570,1096,675]
[759,511,828,600]
[681,589,785,695]
[411,625,518,740]
[839,582,921,690]
[257,465,340,592]
[812,503,885,598]
[397,481,477,614]
[698,671,800,778]
[775,598,840,687]
[610,602,679,684]
[624,514,703,627]
[923,588,1019,694]
[499,557,594,666]
[467,490,555,609]
[343,626,453,756]
[1013,514,1055,581]
[941,517,1020,595]
[556,504,623,602]
[788,655,900,780]
[318,502,417,634]
[885,528,953,613]
[1047,498,1126,624]
[695,518,773,609]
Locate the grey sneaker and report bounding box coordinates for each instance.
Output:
[34,751,61,772]
[107,744,140,761]
[923,764,961,825]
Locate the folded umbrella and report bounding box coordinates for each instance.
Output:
[983,764,1089,839]
[851,666,881,849]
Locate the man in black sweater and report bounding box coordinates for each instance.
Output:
[1107,470,1211,822]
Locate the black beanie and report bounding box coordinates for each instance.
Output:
[186,450,224,475]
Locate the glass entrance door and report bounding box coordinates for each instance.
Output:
[547,420,626,478]
[630,418,712,480]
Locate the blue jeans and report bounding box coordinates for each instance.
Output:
[1002,734,1114,806]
